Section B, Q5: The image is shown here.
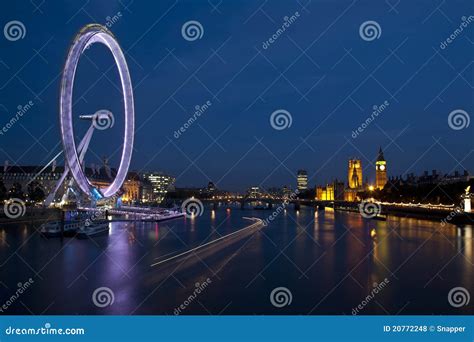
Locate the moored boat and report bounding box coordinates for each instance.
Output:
[39,220,83,238]
[142,211,185,222]
[76,221,110,239]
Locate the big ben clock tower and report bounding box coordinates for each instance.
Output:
[375,147,387,190]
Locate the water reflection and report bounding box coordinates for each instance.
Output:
[0,229,7,247]
[0,207,472,315]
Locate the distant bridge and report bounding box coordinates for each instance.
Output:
[201,197,336,210]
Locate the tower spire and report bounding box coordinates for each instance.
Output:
[375,147,387,190]
[377,146,385,161]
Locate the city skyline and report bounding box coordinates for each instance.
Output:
[1,148,470,197]
[0,1,472,192]
[0,0,472,329]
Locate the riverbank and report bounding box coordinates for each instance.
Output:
[323,201,474,226]
[0,207,62,225]
[0,207,186,225]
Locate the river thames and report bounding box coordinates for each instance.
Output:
[0,206,472,315]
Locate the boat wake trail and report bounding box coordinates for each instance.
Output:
[150,217,264,268]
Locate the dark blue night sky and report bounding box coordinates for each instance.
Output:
[0,0,472,191]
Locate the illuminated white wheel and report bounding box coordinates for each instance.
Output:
[60,24,134,200]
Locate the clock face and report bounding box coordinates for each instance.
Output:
[379,164,386,171]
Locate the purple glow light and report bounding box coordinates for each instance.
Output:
[59,24,134,199]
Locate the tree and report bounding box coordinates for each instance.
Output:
[27,181,45,203]
[8,182,24,199]
[0,179,6,201]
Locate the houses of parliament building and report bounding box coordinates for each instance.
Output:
[315,147,387,202]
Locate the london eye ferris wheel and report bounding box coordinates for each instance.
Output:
[46,24,135,205]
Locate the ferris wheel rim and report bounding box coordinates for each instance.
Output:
[59,24,134,200]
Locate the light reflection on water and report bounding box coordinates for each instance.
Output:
[0,206,472,315]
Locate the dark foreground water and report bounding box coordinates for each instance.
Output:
[0,207,472,315]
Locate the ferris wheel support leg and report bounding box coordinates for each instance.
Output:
[45,125,95,207]
[77,124,95,164]
[28,150,63,187]
[61,125,95,204]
